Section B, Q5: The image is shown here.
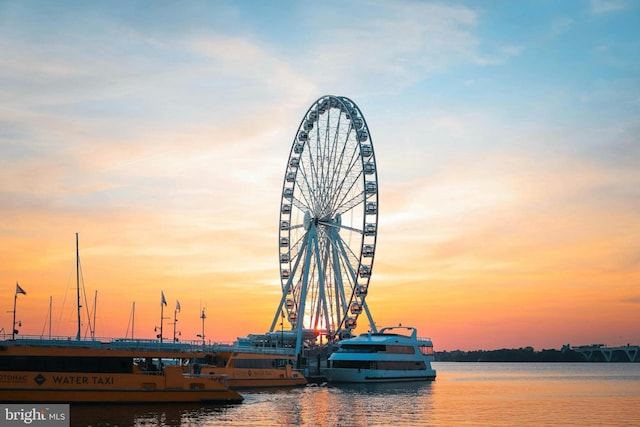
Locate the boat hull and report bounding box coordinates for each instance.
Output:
[324,368,436,383]
[199,348,307,389]
[0,366,243,404]
[201,366,307,389]
[228,377,307,389]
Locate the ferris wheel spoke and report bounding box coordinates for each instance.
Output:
[322,109,344,214]
[289,196,309,214]
[289,231,308,261]
[329,232,357,284]
[297,161,319,212]
[338,175,370,220]
[297,128,321,212]
[325,113,346,199]
[317,219,363,235]
[310,110,328,210]
[326,126,356,213]
[332,152,364,210]
[335,190,366,217]
[336,235,362,279]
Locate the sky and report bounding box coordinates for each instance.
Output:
[0,0,638,351]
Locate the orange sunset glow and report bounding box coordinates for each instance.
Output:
[1,1,639,351]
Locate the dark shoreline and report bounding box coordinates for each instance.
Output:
[435,347,636,363]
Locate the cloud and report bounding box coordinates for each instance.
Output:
[548,17,573,38]
[501,45,525,57]
[0,9,311,225]
[296,1,479,92]
[590,0,628,14]
[0,1,495,282]
[372,101,640,291]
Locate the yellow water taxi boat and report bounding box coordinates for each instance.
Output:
[0,339,243,403]
[197,344,307,389]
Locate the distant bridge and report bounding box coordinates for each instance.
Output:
[571,344,640,362]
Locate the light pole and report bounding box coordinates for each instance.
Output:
[173,300,181,343]
[196,308,206,348]
[12,282,26,340]
[280,310,284,348]
[157,291,168,343]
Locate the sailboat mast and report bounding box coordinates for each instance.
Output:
[132,301,135,340]
[92,290,97,340]
[49,296,52,339]
[76,233,81,341]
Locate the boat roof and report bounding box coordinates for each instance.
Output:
[0,338,210,358]
[339,326,433,346]
[0,337,298,358]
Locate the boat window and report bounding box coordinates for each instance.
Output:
[332,360,372,369]
[197,355,221,366]
[419,345,434,355]
[386,345,415,354]
[377,361,426,370]
[340,344,385,353]
[0,356,132,373]
[332,360,426,370]
[234,359,284,369]
[273,358,291,368]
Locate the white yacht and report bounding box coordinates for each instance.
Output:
[324,325,436,383]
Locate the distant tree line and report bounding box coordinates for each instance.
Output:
[435,347,585,362]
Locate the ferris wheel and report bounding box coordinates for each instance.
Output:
[269,95,379,355]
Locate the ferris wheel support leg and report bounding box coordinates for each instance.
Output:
[332,235,349,323]
[269,278,294,332]
[362,300,378,333]
[294,227,316,364]
[314,232,330,334]
[269,239,309,332]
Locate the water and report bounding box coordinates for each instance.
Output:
[71,363,640,426]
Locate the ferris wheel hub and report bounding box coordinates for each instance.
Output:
[303,211,312,231]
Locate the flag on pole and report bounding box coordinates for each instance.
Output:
[16,282,26,295]
[176,300,181,312]
[161,291,167,306]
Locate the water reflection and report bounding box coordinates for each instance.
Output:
[331,380,434,395]
[71,402,234,427]
[69,365,640,426]
[330,382,435,425]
